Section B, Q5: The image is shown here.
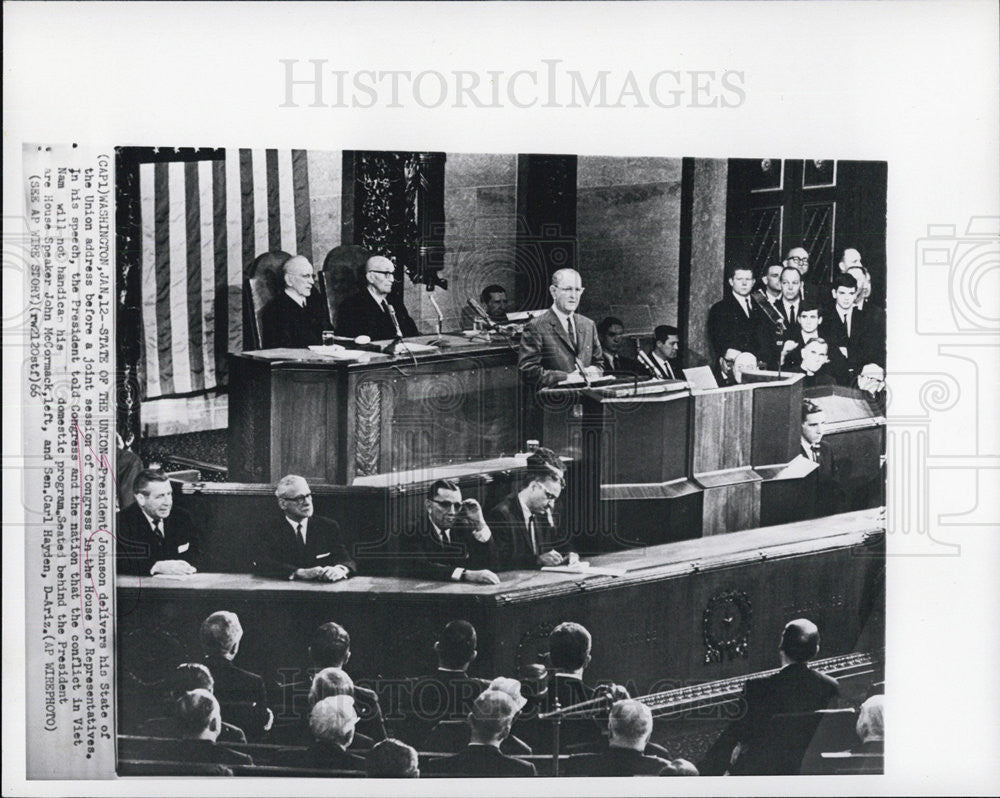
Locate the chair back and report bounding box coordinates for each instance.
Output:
[244,250,291,350]
[322,244,373,329]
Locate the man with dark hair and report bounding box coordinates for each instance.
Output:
[199,611,273,741]
[116,469,201,576]
[564,700,670,776]
[252,474,356,582]
[155,690,254,767]
[760,263,784,306]
[801,401,846,516]
[821,272,874,379]
[598,316,641,375]
[707,266,766,361]
[424,689,536,777]
[791,338,838,388]
[138,663,247,744]
[781,300,849,383]
[260,255,332,349]
[336,255,420,340]
[847,264,886,368]
[638,325,681,380]
[487,448,577,571]
[366,738,420,778]
[397,480,499,584]
[461,284,510,330]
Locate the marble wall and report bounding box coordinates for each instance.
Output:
[575,157,683,333]
[306,150,343,267]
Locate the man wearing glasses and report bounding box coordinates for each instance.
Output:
[487,447,579,571]
[397,479,499,584]
[253,474,356,581]
[782,246,820,304]
[260,255,332,349]
[518,268,605,388]
[336,255,420,341]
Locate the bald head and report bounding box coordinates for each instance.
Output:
[780,618,821,662]
[176,689,221,740]
[839,248,862,273]
[608,699,654,750]
[275,474,314,521]
[283,255,316,301]
[365,256,397,298]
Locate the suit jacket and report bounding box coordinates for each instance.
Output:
[820,306,878,375]
[424,744,536,777]
[138,716,247,744]
[602,351,643,377]
[115,502,201,576]
[270,674,385,746]
[203,655,271,740]
[564,746,671,776]
[252,514,356,580]
[396,519,497,581]
[486,492,572,571]
[518,309,605,388]
[782,331,850,384]
[335,289,419,340]
[260,290,331,349]
[276,740,365,772]
[153,737,254,767]
[707,293,767,361]
[393,669,491,746]
[517,674,606,753]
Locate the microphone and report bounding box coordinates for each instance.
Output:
[386,302,404,339]
[467,297,492,324]
[574,356,592,388]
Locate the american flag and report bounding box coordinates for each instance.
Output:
[138,149,312,398]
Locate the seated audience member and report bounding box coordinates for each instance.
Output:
[199,611,273,740]
[712,347,740,386]
[461,284,510,330]
[791,339,838,388]
[780,300,849,383]
[278,696,366,772]
[487,447,577,571]
[424,688,536,778]
[564,700,670,776]
[731,351,761,384]
[637,325,682,380]
[116,469,200,576]
[397,479,499,584]
[854,694,884,754]
[260,255,331,349]
[252,474,356,582]
[156,689,253,767]
[336,255,420,340]
[855,363,887,416]
[598,316,642,375]
[705,618,840,776]
[305,668,375,750]
[801,399,846,516]
[660,758,700,776]
[366,738,420,778]
[139,663,246,744]
[707,266,766,362]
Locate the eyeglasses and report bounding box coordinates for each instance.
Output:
[369,270,395,277]
[787,256,809,263]
[290,272,316,281]
[431,499,463,511]
[554,285,585,293]
[284,493,312,503]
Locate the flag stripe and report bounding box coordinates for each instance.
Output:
[154,163,175,395]
[251,149,269,257]
[168,162,193,395]
[277,149,297,254]
[266,149,281,252]
[229,152,247,359]
[184,161,205,393]
[214,159,230,387]
[139,163,161,398]
[292,150,312,260]
[198,161,217,389]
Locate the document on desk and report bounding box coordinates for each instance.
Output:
[541,563,628,577]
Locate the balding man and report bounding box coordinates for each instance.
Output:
[518,268,605,388]
[837,247,863,274]
[260,255,332,348]
[253,474,356,582]
[782,246,819,303]
[336,255,420,340]
[565,700,671,776]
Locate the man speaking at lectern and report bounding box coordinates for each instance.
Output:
[518,268,604,388]
[336,255,420,341]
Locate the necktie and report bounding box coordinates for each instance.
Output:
[296,522,306,548]
[842,311,851,338]
[811,444,822,463]
[567,315,577,350]
[153,520,164,540]
[606,353,615,371]
[664,358,675,379]
[528,516,539,556]
[743,297,751,316]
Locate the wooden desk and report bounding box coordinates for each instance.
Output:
[227,335,521,484]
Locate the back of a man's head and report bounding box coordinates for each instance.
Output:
[469,690,517,744]
[608,699,654,750]
[175,688,220,740]
[171,663,214,697]
[366,738,420,778]
[309,695,358,747]
[856,694,884,742]
[310,622,351,668]
[199,611,243,660]
[779,618,821,662]
[436,620,477,670]
[548,621,592,672]
[309,667,354,708]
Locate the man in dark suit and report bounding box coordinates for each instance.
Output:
[154,689,254,767]
[397,479,499,584]
[278,695,366,772]
[260,255,332,349]
[847,265,886,368]
[790,338,839,388]
[598,316,642,376]
[138,663,247,744]
[116,469,201,576]
[637,325,683,380]
[252,475,356,582]
[365,738,420,778]
[718,618,840,776]
[707,266,767,362]
[199,611,273,741]
[853,694,884,754]
[518,268,605,388]
[801,400,847,516]
[335,255,420,340]
[486,447,577,571]
[821,272,874,381]
[424,689,536,777]
[461,284,510,331]
[564,700,670,776]
[783,245,822,304]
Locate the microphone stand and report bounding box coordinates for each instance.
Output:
[425,290,447,346]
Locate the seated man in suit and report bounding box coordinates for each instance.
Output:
[199,611,273,741]
[116,469,201,576]
[712,618,840,776]
[801,399,847,517]
[155,689,253,767]
[303,668,378,751]
[461,284,510,331]
[424,687,536,777]
[707,265,767,363]
[781,301,849,383]
[260,255,332,349]
[487,447,577,571]
[598,316,641,376]
[518,268,605,388]
[791,339,838,388]
[366,738,420,778]
[564,700,670,776]
[139,663,246,744]
[856,363,887,416]
[278,695,366,772]
[252,474,356,582]
[853,694,884,754]
[397,480,499,584]
[336,255,420,340]
[637,325,682,380]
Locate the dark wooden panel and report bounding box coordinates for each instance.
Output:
[702,481,761,536]
[691,388,754,474]
[226,356,272,482]
[602,393,691,484]
[271,369,336,483]
[750,375,804,467]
